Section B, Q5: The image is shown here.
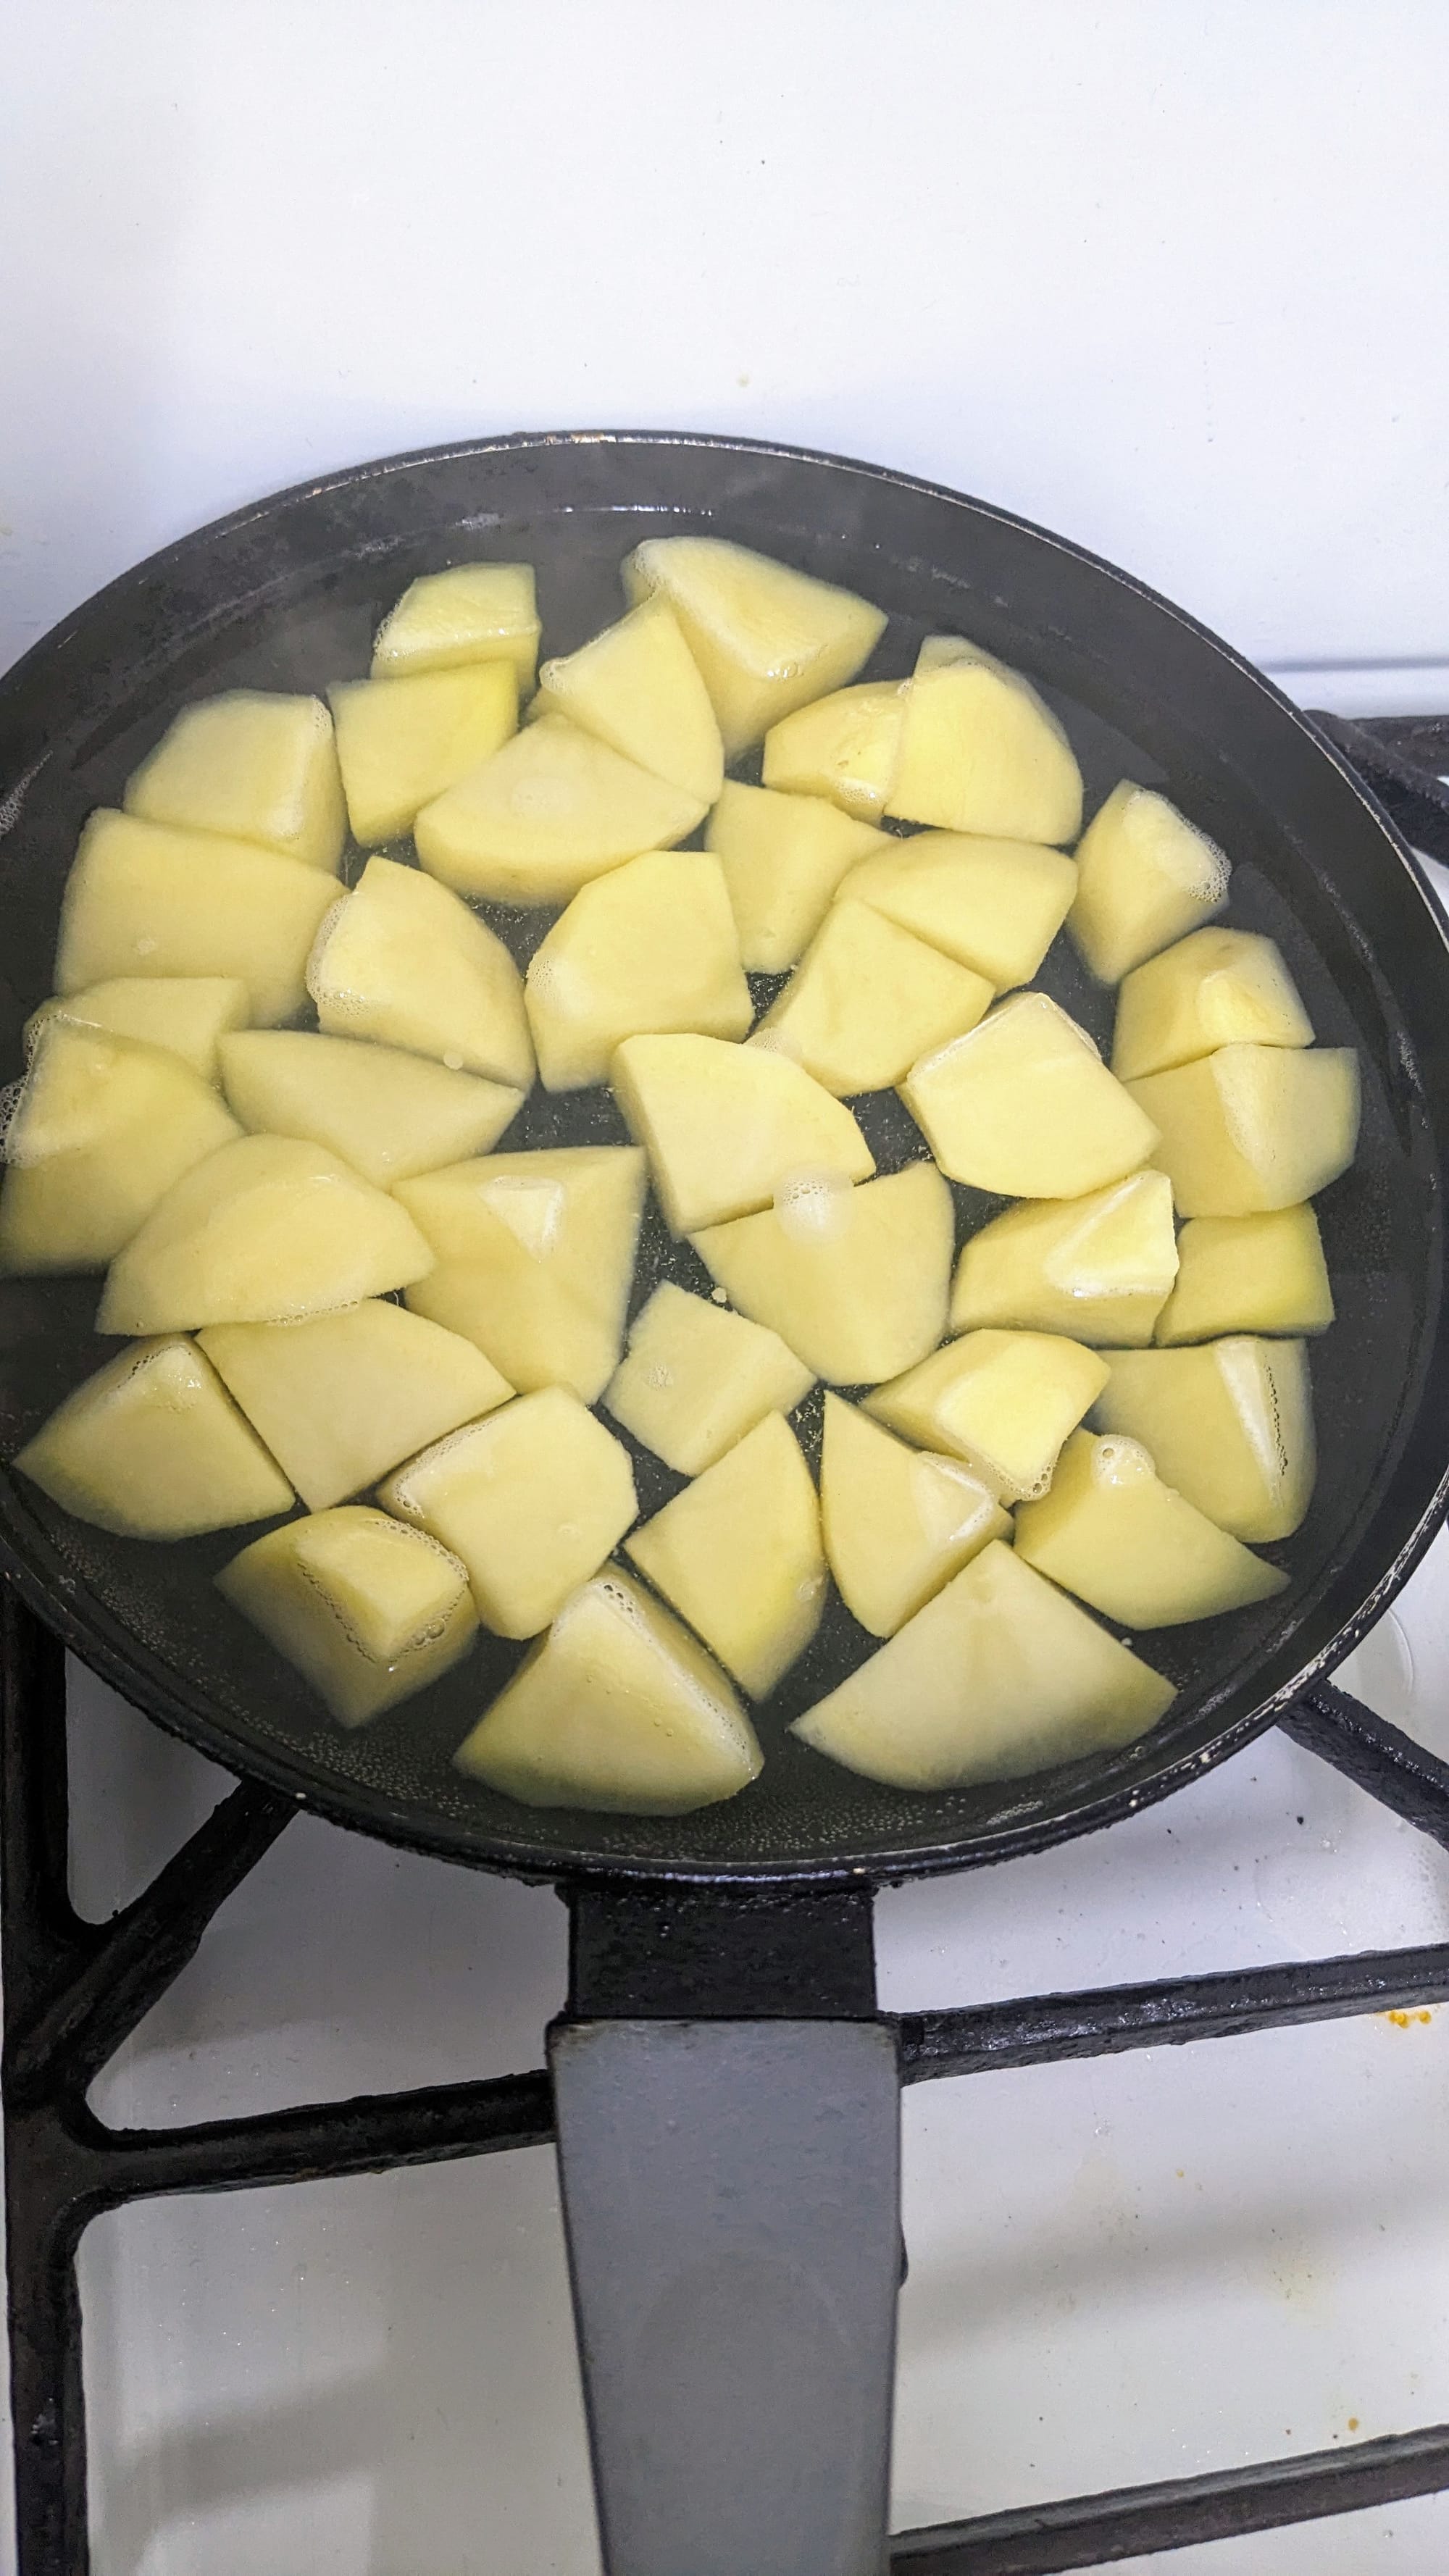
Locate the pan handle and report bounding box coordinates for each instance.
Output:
[550,1884,901,2576]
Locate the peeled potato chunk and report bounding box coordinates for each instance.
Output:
[1112,928,1314,1082]
[307,855,533,1090]
[753,901,992,1095]
[626,1413,825,1698]
[381,1387,636,1638]
[1155,1205,1333,1345]
[837,832,1077,989]
[611,1033,873,1234]
[329,663,517,845]
[903,993,1159,1197]
[219,1030,522,1187]
[372,563,540,689]
[821,1394,1009,1639]
[1069,783,1230,984]
[398,1145,646,1402]
[24,977,249,1080]
[604,1282,814,1475]
[455,1569,761,1813]
[867,1329,1108,1501]
[793,1539,1174,1790]
[1127,1045,1360,1216]
[533,597,724,804]
[16,1336,293,1537]
[885,637,1083,844]
[691,1162,953,1385]
[55,811,339,1026]
[125,690,345,873]
[1016,1431,1288,1627]
[0,1024,241,1274]
[200,1300,512,1513]
[704,782,889,971]
[1093,1337,1314,1541]
[96,1134,434,1334]
[622,536,886,757]
[525,850,751,1090]
[950,1171,1178,1346]
[414,713,705,907]
[219,1507,478,1726]
[761,682,908,820]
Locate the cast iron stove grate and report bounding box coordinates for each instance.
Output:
[7,714,1449,2576]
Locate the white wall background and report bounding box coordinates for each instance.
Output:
[3,0,1448,705]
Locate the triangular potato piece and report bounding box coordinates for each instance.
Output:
[0,1023,241,1274]
[1068,783,1229,984]
[96,1134,434,1333]
[604,1282,814,1475]
[626,1413,825,1697]
[125,690,346,871]
[704,782,888,971]
[761,681,909,819]
[1127,1045,1358,1216]
[1154,1206,1332,1345]
[414,713,705,906]
[16,1336,293,1537]
[838,832,1077,989]
[690,1162,953,1384]
[219,1507,478,1726]
[885,637,1082,843]
[372,564,540,688]
[753,900,991,1095]
[950,1171,1179,1345]
[307,854,533,1090]
[623,537,886,755]
[219,1030,522,1186]
[820,1395,1008,1637]
[1015,1431,1288,1627]
[1092,1338,1315,1542]
[902,993,1159,1197]
[330,663,518,845]
[525,850,751,1090]
[1111,928,1313,1082]
[455,1569,761,1812]
[200,1299,512,1511]
[864,1328,1108,1501]
[611,1032,873,1234]
[24,977,249,1079]
[534,597,723,803]
[793,1539,1174,1789]
[55,811,339,1026]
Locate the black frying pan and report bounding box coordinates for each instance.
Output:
[2,432,1448,2575]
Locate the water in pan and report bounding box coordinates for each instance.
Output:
[0,467,1434,1876]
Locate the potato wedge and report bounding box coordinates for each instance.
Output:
[55,812,339,1026]
[414,713,705,906]
[372,564,540,688]
[23,977,249,1080]
[885,637,1082,843]
[1093,1337,1314,1541]
[626,1413,825,1697]
[866,1329,1108,1501]
[219,1507,478,1726]
[761,682,908,820]
[1154,1205,1333,1344]
[219,1030,522,1187]
[690,1162,953,1385]
[533,596,724,804]
[525,850,751,1090]
[1111,928,1314,1082]
[949,1171,1178,1345]
[124,690,346,874]
[604,1282,814,1475]
[820,1394,1009,1638]
[753,900,991,1095]
[330,663,518,845]
[612,1032,873,1234]
[1015,1430,1288,1625]
[1127,1045,1359,1215]
[838,832,1076,989]
[1069,783,1229,984]
[0,1024,241,1274]
[307,854,533,1090]
[903,993,1159,1197]
[16,1336,293,1538]
[704,782,889,971]
[623,537,886,756]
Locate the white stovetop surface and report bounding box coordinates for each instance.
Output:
[6,7,1449,2568]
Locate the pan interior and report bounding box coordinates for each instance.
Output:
[1,433,1446,1881]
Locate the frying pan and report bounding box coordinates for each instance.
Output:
[2,431,1448,2575]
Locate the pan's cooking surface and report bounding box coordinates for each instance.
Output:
[1,432,1447,1880]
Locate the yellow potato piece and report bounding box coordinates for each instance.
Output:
[837,832,1077,989]
[690,1162,953,1386]
[55,811,340,1026]
[125,690,345,873]
[219,1507,478,1726]
[455,1569,761,1813]
[381,1387,637,1639]
[1127,1045,1360,1216]
[414,713,705,906]
[761,682,909,820]
[867,1328,1108,1501]
[704,782,889,971]
[903,993,1159,1197]
[1016,1430,1288,1626]
[611,1032,873,1234]
[753,901,992,1096]
[525,850,751,1090]
[329,663,518,845]
[0,1024,241,1274]
[534,596,724,804]
[1093,1337,1315,1542]
[626,1413,826,1698]
[24,977,249,1080]
[793,1539,1174,1790]
[219,1030,522,1187]
[1069,782,1230,984]
[604,1283,814,1476]
[820,1394,1009,1639]
[16,1336,293,1538]
[96,1134,434,1334]
[372,563,540,688]
[200,1299,512,1512]
[307,854,533,1090]
[885,637,1083,843]
[623,536,886,757]
[950,1171,1178,1345]
[1154,1206,1334,1345]
[1112,928,1314,1082]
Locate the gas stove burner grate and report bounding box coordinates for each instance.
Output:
[5,711,1449,2576]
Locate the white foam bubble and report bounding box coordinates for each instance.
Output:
[773,1166,853,1244]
